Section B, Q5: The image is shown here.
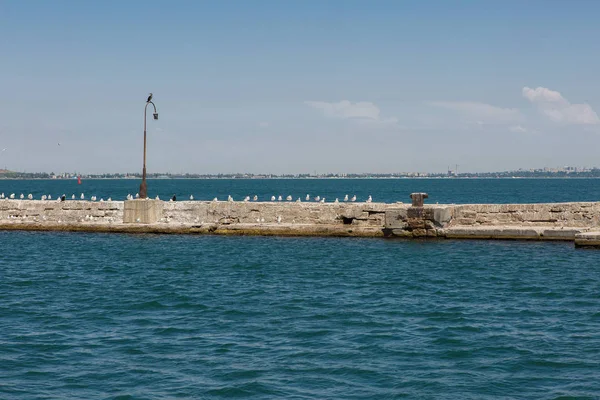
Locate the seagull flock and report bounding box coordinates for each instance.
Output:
[0,192,373,203]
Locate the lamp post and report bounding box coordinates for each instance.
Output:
[139,94,158,199]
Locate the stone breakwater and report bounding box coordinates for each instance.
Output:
[1,198,600,247]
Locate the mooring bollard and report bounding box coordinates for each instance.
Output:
[410,193,428,207]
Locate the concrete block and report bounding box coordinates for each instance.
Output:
[575,231,600,247]
[123,199,163,224]
[384,209,407,228]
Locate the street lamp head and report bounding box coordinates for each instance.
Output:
[153,113,159,120]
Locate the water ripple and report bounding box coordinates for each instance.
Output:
[1,232,599,398]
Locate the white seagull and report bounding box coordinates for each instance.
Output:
[19,194,24,199]
[253,195,258,201]
[80,193,85,200]
[190,195,194,200]
[135,193,139,198]
[278,195,282,201]
[228,195,234,202]
[320,198,325,203]
[107,197,112,201]
[271,195,276,201]
[334,198,339,203]
[48,194,51,200]
[91,196,97,201]
[244,196,250,202]
[155,195,160,200]
[212,197,218,202]
[305,194,310,201]
[9,193,15,199]
[351,195,356,202]
[286,195,292,201]
[314,196,320,202]
[27,194,33,199]
[366,195,372,203]
[344,194,349,202]
[296,197,301,202]
[71,194,75,200]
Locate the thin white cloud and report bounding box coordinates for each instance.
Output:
[258,121,270,128]
[522,86,599,125]
[305,100,381,120]
[509,125,527,133]
[429,101,521,123]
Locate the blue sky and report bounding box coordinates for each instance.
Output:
[1,0,600,174]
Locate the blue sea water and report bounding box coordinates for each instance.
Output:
[0,177,600,204]
[1,232,600,399]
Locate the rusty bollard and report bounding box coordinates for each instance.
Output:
[410,192,428,207]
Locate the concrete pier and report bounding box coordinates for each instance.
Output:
[1,194,600,248]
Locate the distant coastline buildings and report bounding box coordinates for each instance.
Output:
[0,166,599,179]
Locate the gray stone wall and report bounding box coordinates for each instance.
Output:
[2,199,600,243]
[449,203,600,228]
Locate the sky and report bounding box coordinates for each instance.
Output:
[1,0,600,174]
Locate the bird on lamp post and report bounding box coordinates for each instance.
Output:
[147,93,153,103]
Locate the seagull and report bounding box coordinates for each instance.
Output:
[366,195,372,203]
[278,195,282,201]
[244,196,250,202]
[135,193,139,198]
[41,195,46,200]
[27,194,33,199]
[334,198,339,203]
[212,197,218,202]
[60,194,66,202]
[344,194,349,202]
[107,197,112,201]
[80,193,85,200]
[228,195,233,202]
[0,193,3,198]
[351,195,356,202]
[155,195,160,200]
[126,194,132,200]
[320,198,325,203]
[48,194,51,200]
[91,196,97,201]
[19,194,24,199]
[190,195,194,200]
[71,194,75,200]
[253,195,258,201]
[271,195,276,201]
[9,193,14,199]
[277,215,282,223]
[147,93,153,103]
[305,194,310,201]
[296,197,301,202]
[100,198,104,202]
[286,195,292,201]
[314,195,320,202]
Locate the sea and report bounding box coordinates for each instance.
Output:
[1,179,600,399]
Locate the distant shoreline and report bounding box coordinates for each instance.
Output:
[2,176,600,181]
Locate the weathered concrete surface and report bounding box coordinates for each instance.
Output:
[124,199,163,224]
[575,232,600,248]
[0,199,399,237]
[444,226,584,241]
[1,199,600,247]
